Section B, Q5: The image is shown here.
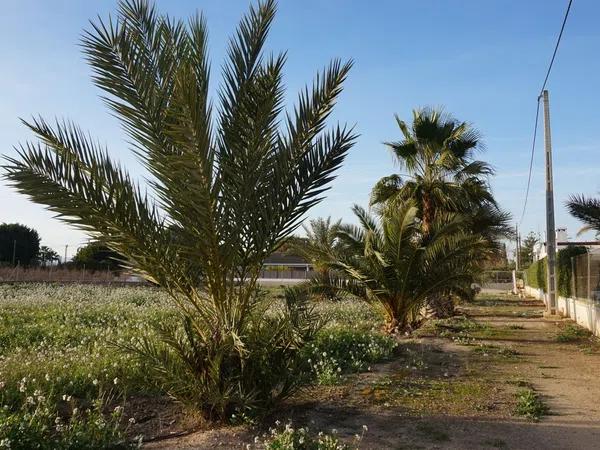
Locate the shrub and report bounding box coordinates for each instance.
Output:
[526,247,587,297]
[557,246,587,297]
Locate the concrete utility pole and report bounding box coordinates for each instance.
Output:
[515,225,520,272]
[542,90,557,315]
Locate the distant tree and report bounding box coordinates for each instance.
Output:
[72,242,123,271]
[520,232,539,268]
[0,223,40,266]
[38,245,60,266]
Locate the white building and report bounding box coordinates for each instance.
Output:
[534,227,600,260]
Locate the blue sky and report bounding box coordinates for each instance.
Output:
[1,0,599,256]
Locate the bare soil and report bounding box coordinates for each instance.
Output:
[144,292,600,449]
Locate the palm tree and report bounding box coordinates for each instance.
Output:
[371,108,495,235]
[371,109,512,317]
[38,246,59,266]
[2,0,355,418]
[289,217,345,300]
[567,194,600,236]
[328,204,489,333]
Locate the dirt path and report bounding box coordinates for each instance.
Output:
[147,293,600,449]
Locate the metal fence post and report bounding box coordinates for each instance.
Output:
[587,252,592,300]
[571,256,576,299]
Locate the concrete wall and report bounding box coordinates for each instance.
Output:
[524,285,600,336]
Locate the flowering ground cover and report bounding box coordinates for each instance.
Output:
[0,284,395,448]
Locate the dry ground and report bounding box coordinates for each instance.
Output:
[146,292,600,449]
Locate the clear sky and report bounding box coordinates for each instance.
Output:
[1,0,599,257]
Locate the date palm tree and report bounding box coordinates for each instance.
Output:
[328,204,489,333]
[2,0,355,418]
[370,108,495,234]
[567,194,600,236]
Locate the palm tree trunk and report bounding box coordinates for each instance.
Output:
[422,192,432,236]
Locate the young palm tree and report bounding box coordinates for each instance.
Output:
[328,204,489,333]
[2,0,355,418]
[289,217,346,300]
[370,108,495,234]
[567,194,600,236]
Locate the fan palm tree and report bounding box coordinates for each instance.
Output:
[2,0,355,417]
[371,108,511,317]
[567,194,600,236]
[370,108,495,234]
[328,204,489,333]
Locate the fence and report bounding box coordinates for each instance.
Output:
[0,264,317,284]
[572,251,600,301]
[479,270,517,291]
[523,249,600,336]
[0,266,137,284]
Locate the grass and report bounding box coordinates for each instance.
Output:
[515,389,549,420]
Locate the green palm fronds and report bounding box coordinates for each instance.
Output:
[2,0,355,417]
[327,205,488,332]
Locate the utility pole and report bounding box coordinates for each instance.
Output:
[515,225,520,272]
[542,90,557,315]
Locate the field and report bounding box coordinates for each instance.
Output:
[0,284,396,448]
[2,286,600,449]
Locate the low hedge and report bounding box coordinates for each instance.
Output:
[525,246,587,297]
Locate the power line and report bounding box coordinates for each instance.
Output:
[519,0,574,225]
[519,99,541,224]
[540,0,574,95]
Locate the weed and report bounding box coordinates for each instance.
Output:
[515,389,549,420]
[556,324,592,343]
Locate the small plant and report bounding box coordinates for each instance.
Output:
[254,421,366,450]
[556,324,592,343]
[515,389,548,420]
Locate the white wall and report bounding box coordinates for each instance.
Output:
[524,285,600,336]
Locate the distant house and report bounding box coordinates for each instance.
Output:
[263,252,311,269]
[534,227,600,260]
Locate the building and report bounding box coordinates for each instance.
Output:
[534,227,600,260]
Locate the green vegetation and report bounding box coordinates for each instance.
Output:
[0,223,40,266]
[0,284,393,444]
[255,422,364,450]
[567,194,600,236]
[71,242,123,271]
[556,323,593,342]
[325,204,490,333]
[527,245,587,297]
[3,0,355,420]
[515,389,549,420]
